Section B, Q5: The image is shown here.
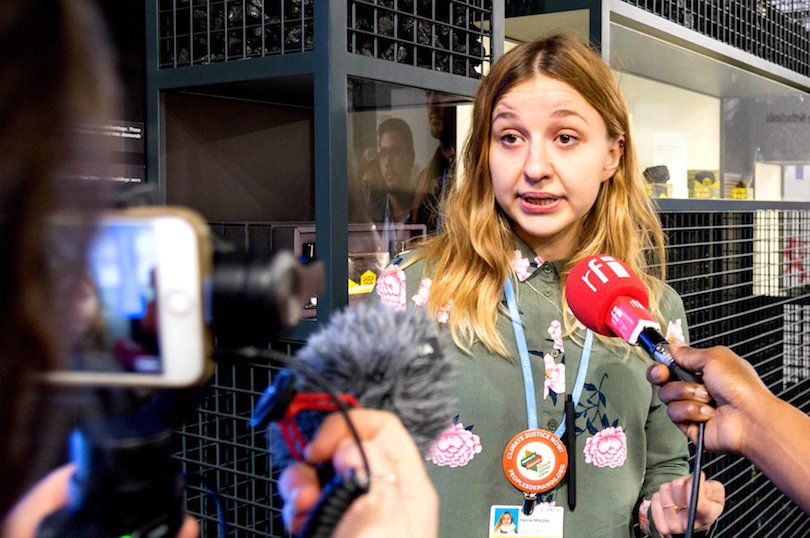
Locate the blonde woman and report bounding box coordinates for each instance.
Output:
[373,34,724,538]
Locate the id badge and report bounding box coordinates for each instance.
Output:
[488,504,564,537]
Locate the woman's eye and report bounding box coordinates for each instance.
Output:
[557,133,576,145]
[500,133,519,144]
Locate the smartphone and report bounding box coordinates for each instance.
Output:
[44,207,213,387]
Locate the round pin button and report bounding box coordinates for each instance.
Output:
[502,429,568,494]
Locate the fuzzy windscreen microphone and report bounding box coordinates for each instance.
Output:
[256,303,455,472]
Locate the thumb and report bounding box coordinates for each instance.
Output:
[668,342,708,373]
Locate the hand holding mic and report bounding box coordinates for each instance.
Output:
[250,303,454,537]
[565,254,702,384]
[565,255,710,538]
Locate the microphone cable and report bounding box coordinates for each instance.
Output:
[685,421,706,538]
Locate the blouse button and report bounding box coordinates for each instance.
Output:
[551,349,560,358]
[543,289,552,297]
[547,419,559,430]
[543,264,553,274]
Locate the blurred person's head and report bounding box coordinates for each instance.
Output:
[426,91,456,149]
[0,0,119,512]
[54,273,106,352]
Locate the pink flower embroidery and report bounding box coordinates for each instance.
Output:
[548,320,564,352]
[411,278,452,323]
[511,250,532,282]
[429,422,483,467]
[666,319,685,344]
[376,264,406,310]
[583,426,627,468]
[543,354,565,399]
[638,498,652,535]
[534,255,546,267]
[412,278,431,307]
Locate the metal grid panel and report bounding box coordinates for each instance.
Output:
[158,0,314,69]
[347,0,493,78]
[660,209,810,537]
[622,0,810,77]
[175,209,810,536]
[176,343,300,537]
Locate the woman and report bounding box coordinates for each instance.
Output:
[373,34,725,537]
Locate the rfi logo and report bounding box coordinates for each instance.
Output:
[580,255,631,293]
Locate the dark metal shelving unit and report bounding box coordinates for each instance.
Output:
[146,2,502,535]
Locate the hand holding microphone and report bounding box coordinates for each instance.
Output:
[250,303,452,537]
[278,409,438,538]
[565,255,725,536]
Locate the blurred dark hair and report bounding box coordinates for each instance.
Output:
[0,0,119,512]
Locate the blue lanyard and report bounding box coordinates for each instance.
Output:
[504,279,592,437]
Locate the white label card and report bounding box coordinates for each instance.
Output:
[488,505,564,537]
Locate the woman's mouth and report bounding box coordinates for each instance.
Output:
[519,193,561,212]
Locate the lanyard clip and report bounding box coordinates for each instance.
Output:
[522,492,537,516]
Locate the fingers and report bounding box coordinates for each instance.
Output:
[668,341,710,373]
[278,463,322,534]
[695,479,725,528]
[650,475,691,535]
[646,363,671,385]
[650,474,725,535]
[282,409,437,538]
[304,409,414,464]
[2,464,75,538]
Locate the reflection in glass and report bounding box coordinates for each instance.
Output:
[346,78,469,304]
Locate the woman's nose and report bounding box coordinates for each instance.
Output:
[523,140,551,182]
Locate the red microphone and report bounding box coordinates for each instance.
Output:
[565,255,701,384]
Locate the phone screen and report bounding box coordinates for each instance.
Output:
[61,221,163,375]
[93,221,162,373]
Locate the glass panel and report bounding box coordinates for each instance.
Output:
[346,77,471,305]
[610,21,810,201]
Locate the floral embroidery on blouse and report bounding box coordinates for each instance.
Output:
[511,250,532,282]
[547,320,564,352]
[576,372,628,468]
[412,278,431,306]
[543,353,565,399]
[666,318,685,343]
[638,498,652,535]
[376,264,406,310]
[429,418,483,467]
[583,426,628,468]
[410,277,453,323]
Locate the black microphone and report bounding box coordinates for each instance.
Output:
[250,303,454,536]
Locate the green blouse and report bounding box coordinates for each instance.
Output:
[371,239,690,538]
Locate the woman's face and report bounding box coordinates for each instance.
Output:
[502,512,513,524]
[488,73,623,261]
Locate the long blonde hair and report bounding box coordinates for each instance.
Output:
[410,34,666,356]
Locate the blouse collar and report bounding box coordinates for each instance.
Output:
[509,237,567,282]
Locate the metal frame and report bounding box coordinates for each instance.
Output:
[146,1,502,335]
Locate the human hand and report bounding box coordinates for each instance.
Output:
[649,473,725,536]
[279,409,438,538]
[646,342,773,455]
[2,464,199,538]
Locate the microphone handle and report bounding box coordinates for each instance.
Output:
[637,328,703,385]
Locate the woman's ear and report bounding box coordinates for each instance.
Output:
[601,136,624,182]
